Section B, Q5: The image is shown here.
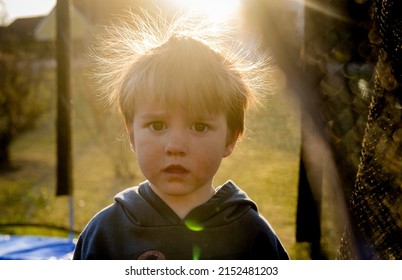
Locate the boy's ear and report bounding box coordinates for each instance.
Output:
[125,122,136,152]
[223,134,239,158]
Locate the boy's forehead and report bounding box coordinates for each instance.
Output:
[135,94,223,118]
[133,71,226,114]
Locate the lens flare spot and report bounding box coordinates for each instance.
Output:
[193,245,201,260]
[184,219,204,231]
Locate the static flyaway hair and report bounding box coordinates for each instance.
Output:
[90,9,273,139]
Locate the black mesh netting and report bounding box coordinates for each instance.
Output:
[298,0,402,259]
[244,0,402,259]
[337,0,402,260]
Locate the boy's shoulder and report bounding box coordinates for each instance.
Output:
[86,181,177,228]
[81,184,144,229]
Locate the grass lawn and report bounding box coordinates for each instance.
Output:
[0,68,342,259]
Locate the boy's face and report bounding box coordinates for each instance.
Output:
[126,97,236,204]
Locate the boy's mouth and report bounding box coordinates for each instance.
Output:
[163,164,189,174]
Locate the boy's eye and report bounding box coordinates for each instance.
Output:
[192,123,208,132]
[149,121,166,131]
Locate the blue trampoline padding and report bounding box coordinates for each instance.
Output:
[0,235,76,260]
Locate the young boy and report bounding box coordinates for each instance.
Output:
[73,11,289,260]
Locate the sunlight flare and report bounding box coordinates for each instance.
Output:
[168,0,241,20]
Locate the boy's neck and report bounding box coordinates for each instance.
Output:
[149,184,216,220]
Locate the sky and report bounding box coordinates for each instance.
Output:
[1,0,241,24]
[1,0,56,24]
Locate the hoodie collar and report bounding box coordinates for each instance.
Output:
[115,180,257,228]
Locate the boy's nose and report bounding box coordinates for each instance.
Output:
[164,129,188,156]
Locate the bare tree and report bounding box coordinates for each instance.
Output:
[0,8,51,168]
[0,53,50,167]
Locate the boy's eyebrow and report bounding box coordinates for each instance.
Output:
[138,111,221,121]
[136,112,168,121]
[191,115,221,122]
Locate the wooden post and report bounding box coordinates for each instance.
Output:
[56,0,73,196]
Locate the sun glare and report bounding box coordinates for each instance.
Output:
[168,0,242,20]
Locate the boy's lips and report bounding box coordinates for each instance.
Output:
[163,164,189,174]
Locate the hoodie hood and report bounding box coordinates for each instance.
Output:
[114,180,258,228]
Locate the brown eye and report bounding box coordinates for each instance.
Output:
[149,121,166,131]
[193,123,208,132]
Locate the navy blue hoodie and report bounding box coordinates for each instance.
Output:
[73,181,289,260]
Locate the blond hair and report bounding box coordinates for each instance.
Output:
[90,9,272,140]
